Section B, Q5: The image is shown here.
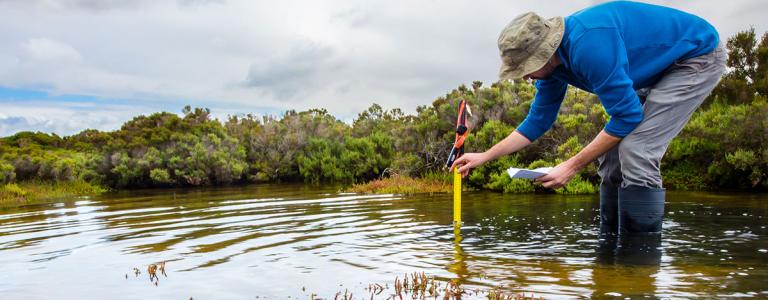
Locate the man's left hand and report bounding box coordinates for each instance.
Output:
[535,161,579,189]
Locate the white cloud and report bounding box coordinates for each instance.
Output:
[243,41,338,101]
[20,38,82,63]
[0,0,766,136]
[0,101,150,136]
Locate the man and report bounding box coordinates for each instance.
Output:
[451,1,726,234]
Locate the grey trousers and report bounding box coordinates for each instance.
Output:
[598,44,727,188]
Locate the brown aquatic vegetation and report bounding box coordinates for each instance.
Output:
[127,261,168,286]
[329,272,542,300]
[366,283,385,297]
[148,264,157,279]
[335,289,353,300]
[147,261,168,285]
[346,174,452,195]
[486,287,542,300]
[441,281,464,300]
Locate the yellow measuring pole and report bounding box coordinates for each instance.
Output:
[453,167,461,225]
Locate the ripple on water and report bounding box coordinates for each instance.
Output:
[0,185,766,299]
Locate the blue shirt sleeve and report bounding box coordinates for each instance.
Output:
[570,28,644,137]
[515,78,568,141]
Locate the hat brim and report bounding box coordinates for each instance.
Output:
[499,16,565,81]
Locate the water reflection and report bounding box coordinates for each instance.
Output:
[593,233,662,297]
[0,185,765,299]
[449,225,468,284]
[596,233,662,266]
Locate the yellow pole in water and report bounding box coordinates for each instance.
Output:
[453,167,461,225]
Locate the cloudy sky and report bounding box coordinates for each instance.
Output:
[0,0,765,136]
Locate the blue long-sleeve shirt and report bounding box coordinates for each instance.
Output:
[515,1,719,141]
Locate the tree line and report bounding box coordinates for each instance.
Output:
[1,28,766,193]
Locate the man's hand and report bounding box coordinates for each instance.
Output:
[449,130,532,178]
[535,130,622,189]
[535,160,578,189]
[451,152,491,177]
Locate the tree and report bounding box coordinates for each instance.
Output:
[711,28,768,104]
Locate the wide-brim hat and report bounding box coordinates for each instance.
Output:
[498,12,564,80]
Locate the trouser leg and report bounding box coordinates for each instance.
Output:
[617,44,727,233]
[619,44,727,189]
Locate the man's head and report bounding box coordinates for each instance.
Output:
[498,12,565,81]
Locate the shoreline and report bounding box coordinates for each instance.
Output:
[3,176,766,208]
[346,174,453,194]
[0,180,107,207]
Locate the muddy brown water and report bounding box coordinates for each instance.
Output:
[0,184,766,299]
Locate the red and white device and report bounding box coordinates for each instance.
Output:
[445,99,471,169]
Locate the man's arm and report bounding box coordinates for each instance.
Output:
[452,130,531,177]
[515,78,569,142]
[536,130,621,188]
[485,130,532,161]
[452,77,567,177]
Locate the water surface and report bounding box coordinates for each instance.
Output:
[1,184,766,299]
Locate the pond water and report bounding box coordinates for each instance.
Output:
[0,184,766,299]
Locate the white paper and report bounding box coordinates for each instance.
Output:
[506,167,553,179]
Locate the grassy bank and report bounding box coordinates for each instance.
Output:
[346,173,600,195]
[0,180,107,206]
[346,174,453,194]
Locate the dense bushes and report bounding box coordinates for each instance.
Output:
[664,99,768,189]
[0,29,766,193]
[0,161,15,184]
[71,108,250,188]
[297,133,394,183]
[0,132,87,183]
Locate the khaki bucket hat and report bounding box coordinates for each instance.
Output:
[498,12,564,80]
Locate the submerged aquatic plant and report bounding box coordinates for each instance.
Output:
[323,271,545,300]
[127,261,168,286]
[334,289,353,300]
[486,287,542,300]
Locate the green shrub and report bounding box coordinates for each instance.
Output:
[662,161,709,190]
[1,183,28,197]
[555,175,598,194]
[0,162,15,184]
[150,168,172,185]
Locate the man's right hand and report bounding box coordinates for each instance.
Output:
[450,130,533,178]
[450,152,491,178]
